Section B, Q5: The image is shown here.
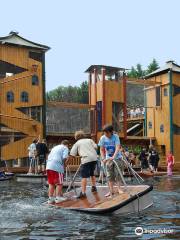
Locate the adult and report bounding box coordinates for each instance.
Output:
[36,138,49,174]
[139,148,149,171]
[27,139,37,174]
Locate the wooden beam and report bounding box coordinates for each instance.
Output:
[124,77,162,86]
[47,101,95,109]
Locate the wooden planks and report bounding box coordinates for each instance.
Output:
[52,185,148,210]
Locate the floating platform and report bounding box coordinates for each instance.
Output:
[0,176,13,181]
[16,174,47,183]
[47,185,153,214]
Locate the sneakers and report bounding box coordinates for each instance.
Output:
[48,197,55,204]
[91,186,97,192]
[76,192,87,199]
[55,196,67,203]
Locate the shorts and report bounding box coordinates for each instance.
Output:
[105,159,124,182]
[38,155,46,165]
[47,170,64,185]
[80,161,97,178]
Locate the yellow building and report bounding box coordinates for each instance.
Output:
[85,65,125,141]
[145,60,180,169]
[0,32,50,163]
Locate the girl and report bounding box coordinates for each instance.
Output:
[166,151,175,176]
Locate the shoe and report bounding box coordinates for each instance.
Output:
[98,180,102,184]
[55,196,67,203]
[91,186,97,192]
[105,192,114,197]
[48,197,55,204]
[76,192,87,199]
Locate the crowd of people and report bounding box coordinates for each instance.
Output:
[26,124,175,204]
[120,106,145,119]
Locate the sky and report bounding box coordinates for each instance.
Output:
[0,0,180,91]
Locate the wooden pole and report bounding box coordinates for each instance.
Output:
[123,72,127,139]
[94,68,98,141]
[102,68,106,127]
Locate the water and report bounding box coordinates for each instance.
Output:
[0,176,180,240]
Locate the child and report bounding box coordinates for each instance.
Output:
[166,151,175,176]
[98,124,123,197]
[27,139,37,174]
[70,130,97,199]
[46,140,69,204]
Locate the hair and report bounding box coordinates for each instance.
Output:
[74,130,85,140]
[102,124,114,133]
[61,140,69,146]
[33,139,37,144]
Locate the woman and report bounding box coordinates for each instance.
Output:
[166,151,175,176]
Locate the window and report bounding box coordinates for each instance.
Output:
[112,102,121,132]
[29,51,43,62]
[148,121,152,129]
[164,88,168,96]
[32,75,39,85]
[96,101,102,131]
[21,91,28,102]
[160,124,164,133]
[156,86,161,106]
[7,91,14,102]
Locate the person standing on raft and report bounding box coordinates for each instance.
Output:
[70,130,97,199]
[98,124,124,197]
[46,140,69,204]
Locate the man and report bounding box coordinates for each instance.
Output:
[70,130,97,199]
[46,140,69,204]
[98,124,123,197]
[139,147,149,172]
[27,139,37,174]
[36,138,49,174]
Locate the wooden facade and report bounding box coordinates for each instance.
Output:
[145,61,180,169]
[85,65,125,141]
[0,32,49,162]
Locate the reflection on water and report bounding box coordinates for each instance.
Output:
[0,176,180,239]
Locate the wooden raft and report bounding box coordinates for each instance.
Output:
[49,185,150,210]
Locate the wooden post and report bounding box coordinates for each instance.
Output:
[94,68,98,141]
[88,73,92,105]
[102,68,106,127]
[123,72,127,139]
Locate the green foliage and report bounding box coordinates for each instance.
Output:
[46,81,89,103]
[146,58,159,74]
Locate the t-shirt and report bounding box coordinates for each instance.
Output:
[46,144,69,173]
[36,143,48,156]
[28,143,36,158]
[98,133,122,160]
[70,138,97,164]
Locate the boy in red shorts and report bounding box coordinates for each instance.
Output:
[46,140,69,204]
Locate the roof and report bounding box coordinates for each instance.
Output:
[85,65,128,74]
[145,60,180,78]
[0,31,50,51]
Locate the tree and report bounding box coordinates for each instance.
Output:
[46,81,89,103]
[146,58,159,74]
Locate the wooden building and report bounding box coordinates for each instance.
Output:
[0,32,50,164]
[85,65,126,141]
[145,60,180,169]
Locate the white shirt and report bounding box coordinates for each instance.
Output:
[46,144,69,173]
[28,143,36,158]
[70,138,97,164]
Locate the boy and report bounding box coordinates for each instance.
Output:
[98,124,123,197]
[36,138,49,174]
[70,130,97,199]
[46,140,69,204]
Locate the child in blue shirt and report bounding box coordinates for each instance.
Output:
[98,124,124,197]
